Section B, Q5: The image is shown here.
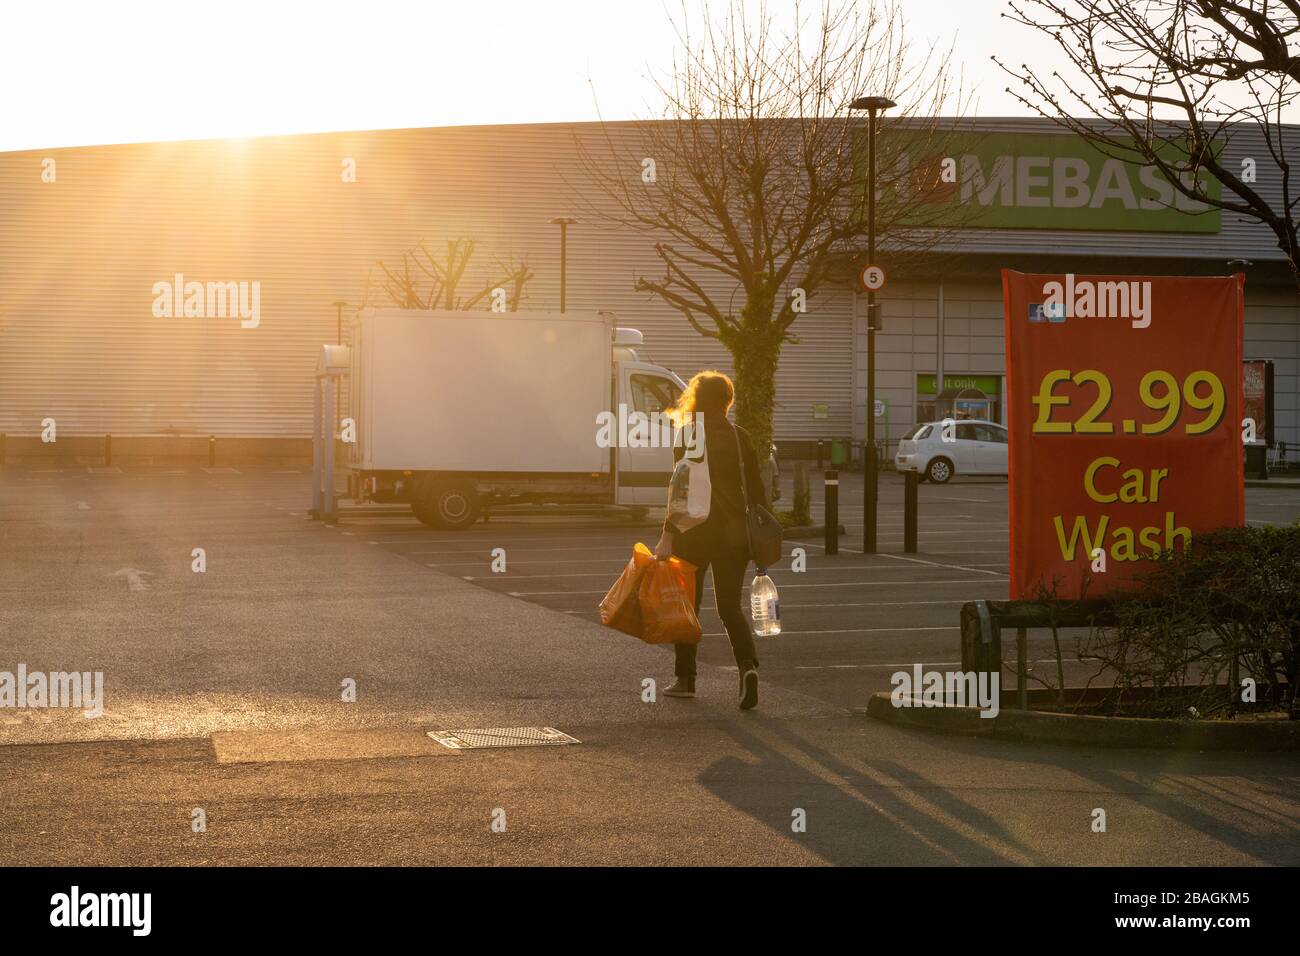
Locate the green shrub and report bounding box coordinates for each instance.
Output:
[1084,525,1300,718]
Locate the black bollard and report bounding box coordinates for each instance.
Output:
[816,439,824,470]
[824,469,839,555]
[105,434,112,467]
[904,470,918,553]
[864,440,877,554]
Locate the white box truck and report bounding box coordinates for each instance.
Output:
[345,308,693,528]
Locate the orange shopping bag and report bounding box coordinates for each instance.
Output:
[599,543,656,637]
[638,557,702,645]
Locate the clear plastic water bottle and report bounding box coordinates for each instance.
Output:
[749,569,781,636]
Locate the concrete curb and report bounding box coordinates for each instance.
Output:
[864,692,1300,751]
[1245,478,1300,489]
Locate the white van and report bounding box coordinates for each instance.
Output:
[894,419,1008,483]
[345,308,777,528]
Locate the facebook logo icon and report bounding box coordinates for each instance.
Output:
[1028,303,1065,324]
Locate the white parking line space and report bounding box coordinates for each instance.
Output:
[509,578,1008,596]
[877,553,1009,577]
[565,598,980,614]
[458,563,997,579]
[411,545,651,556]
[787,537,1010,552]
[357,480,1298,712]
[703,626,960,637]
[791,658,1071,671]
[370,534,653,546]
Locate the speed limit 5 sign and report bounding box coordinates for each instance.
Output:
[860,263,886,292]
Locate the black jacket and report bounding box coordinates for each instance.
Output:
[663,418,767,566]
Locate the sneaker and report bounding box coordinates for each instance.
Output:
[739,667,758,710]
[664,676,696,698]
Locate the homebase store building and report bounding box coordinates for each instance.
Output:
[0,118,1295,465]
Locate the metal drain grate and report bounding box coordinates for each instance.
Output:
[427,726,581,750]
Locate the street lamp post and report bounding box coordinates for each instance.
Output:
[550,217,577,313]
[850,95,895,555]
[331,300,348,344]
[330,300,349,439]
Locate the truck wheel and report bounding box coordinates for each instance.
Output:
[926,457,954,484]
[414,480,480,530]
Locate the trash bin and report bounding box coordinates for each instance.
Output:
[830,438,848,466]
[959,601,1002,677]
[1245,444,1267,480]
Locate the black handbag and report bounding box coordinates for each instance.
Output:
[733,426,783,569]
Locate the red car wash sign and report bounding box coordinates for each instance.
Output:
[1002,270,1244,599]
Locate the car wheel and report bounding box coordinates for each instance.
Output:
[413,479,480,530]
[926,457,954,484]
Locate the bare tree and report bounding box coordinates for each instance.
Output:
[999,0,1300,281]
[577,0,962,453]
[363,238,534,311]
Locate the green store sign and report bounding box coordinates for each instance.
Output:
[917,374,1000,395]
[877,131,1221,233]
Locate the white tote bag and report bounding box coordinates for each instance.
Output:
[666,422,711,531]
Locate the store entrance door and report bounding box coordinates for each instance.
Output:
[939,386,998,423]
[954,390,994,421]
[916,374,1003,426]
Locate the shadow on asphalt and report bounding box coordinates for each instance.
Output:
[989,743,1300,865]
[695,712,1300,866]
[696,716,1042,865]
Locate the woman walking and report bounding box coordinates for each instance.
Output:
[653,371,766,710]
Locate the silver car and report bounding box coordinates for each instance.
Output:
[894,419,1008,483]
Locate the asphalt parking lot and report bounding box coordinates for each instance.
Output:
[3,462,1298,866]
[7,463,1298,719]
[347,470,1300,710]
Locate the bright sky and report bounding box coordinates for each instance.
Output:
[0,0,1285,152]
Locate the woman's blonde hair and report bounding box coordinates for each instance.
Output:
[667,370,734,426]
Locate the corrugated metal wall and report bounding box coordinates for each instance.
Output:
[0,118,1295,449]
[852,278,1010,449]
[0,122,854,444]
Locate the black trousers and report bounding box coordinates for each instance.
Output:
[674,544,758,678]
